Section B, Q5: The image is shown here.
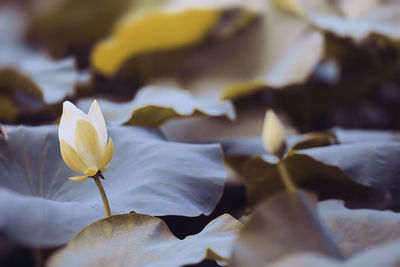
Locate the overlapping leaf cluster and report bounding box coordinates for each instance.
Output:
[1,0,400,266]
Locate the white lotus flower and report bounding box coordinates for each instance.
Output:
[58,100,114,182]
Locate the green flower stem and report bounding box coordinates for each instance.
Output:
[93,175,111,217]
[277,160,296,194]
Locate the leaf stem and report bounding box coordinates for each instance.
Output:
[277,161,296,194]
[93,175,111,217]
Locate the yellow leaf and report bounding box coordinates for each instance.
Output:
[221,80,265,100]
[92,8,222,76]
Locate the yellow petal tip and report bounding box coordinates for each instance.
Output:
[69,175,89,182]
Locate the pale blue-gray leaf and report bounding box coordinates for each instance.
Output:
[77,87,235,126]
[298,142,400,208]
[0,125,226,247]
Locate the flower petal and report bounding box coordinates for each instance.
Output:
[74,120,102,168]
[59,101,89,149]
[88,100,107,149]
[99,137,114,173]
[60,139,89,174]
[68,175,89,182]
[262,110,286,155]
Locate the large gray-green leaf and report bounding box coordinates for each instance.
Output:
[220,129,400,158]
[319,200,400,256]
[286,129,400,151]
[333,129,400,144]
[220,130,400,207]
[240,153,372,206]
[77,86,235,126]
[220,129,400,182]
[47,213,241,267]
[0,125,226,247]
[229,190,344,267]
[298,141,400,208]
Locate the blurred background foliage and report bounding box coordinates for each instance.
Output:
[2,0,400,266]
[0,0,399,134]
